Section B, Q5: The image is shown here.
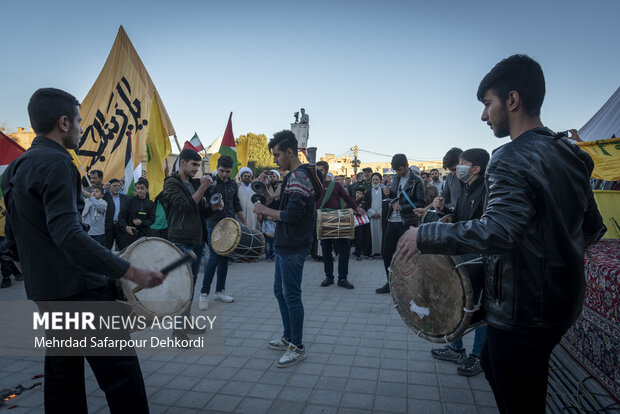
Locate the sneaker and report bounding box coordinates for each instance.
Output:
[277,344,306,368]
[367,255,374,260]
[268,337,290,350]
[14,274,23,281]
[320,277,334,287]
[375,283,390,294]
[1,278,11,289]
[355,255,362,261]
[198,293,209,311]
[214,291,233,303]
[457,354,483,376]
[337,279,354,289]
[431,345,466,364]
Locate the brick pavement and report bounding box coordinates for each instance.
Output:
[0,255,498,413]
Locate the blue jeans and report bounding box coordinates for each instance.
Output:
[174,244,204,315]
[264,236,274,259]
[201,226,228,295]
[321,238,350,280]
[274,252,306,347]
[450,325,487,356]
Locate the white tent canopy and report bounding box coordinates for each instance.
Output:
[579,86,620,141]
[205,137,222,155]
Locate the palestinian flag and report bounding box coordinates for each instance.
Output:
[218,112,239,177]
[0,132,26,198]
[123,132,137,196]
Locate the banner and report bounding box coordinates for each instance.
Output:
[146,93,172,199]
[577,137,620,181]
[236,138,248,170]
[76,26,175,182]
[593,190,620,239]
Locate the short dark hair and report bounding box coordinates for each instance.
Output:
[371,172,382,180]
[442,147,463,169]
[217,155,234,169]
[179,148,201,163]
[477,54,545,117]
[89,169,103,179]
[316,160,329,173]
[91,185,104,193]
[136,177,149,188]
[420,172,429,179]
[430,168,439,174]
[28,88,80,135]
[269,130,298,154]
[109,178,120,184]
[391,153,408,170]
[460,148,490,176]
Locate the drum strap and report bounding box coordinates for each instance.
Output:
[319,181,345,211]
[401,187,417,210]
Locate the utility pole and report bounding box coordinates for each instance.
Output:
[351,145,360,176]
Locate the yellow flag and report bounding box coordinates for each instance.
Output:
[577,137,620,181]
[146,92,172,200]
[593,190,620,239]
[237,139,248,169]
[76,26,175,182]
[209,153,221,174]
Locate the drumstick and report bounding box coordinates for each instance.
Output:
[132,252,197,294]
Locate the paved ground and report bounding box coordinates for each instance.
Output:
[0,254,499,413]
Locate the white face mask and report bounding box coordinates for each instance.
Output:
[456,165,473,183]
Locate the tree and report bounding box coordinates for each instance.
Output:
[236,133,276,175]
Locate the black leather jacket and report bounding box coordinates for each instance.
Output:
[387,171,426,227]
[418,128,605,334]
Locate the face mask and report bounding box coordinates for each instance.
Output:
[456,165,473,183]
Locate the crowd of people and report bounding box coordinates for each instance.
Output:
[0,54,609,414]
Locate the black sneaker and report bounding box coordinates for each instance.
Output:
[431,345,466,364]
[375,283,390,294]
[457,354,483,376]
[320,277,334,287]
[1,278,11,289]
[337,279,354,289]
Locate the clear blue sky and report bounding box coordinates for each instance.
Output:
[2,0,618,162]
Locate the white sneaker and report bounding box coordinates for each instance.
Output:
[198,293,208,310]
[277,344,306,368]
[214,291,233,303]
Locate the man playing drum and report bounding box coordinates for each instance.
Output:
[253,130,319,368]
[1,88,164,413]
[315,160,364,290]
[426,148,490,376]
[397,55,606,413]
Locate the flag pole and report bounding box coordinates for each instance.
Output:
[172,134,182,152]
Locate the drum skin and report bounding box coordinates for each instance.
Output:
[389,253,483,343]
[118,237,193,320]
[211,217,265,261]
[316,209,355,240]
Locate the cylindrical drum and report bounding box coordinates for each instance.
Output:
[118,237,193,320]
[390,253,484,343]
[211,217,265,261]
[316,209,355,240]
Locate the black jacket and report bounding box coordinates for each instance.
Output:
[0,137,129,300]
[452,176,486,223]
[204,176,242,228]
[417,128,606,334]
[163,173,208,246]
[103,192,129,230]
[387,171,426,227]
[118,196,156,238]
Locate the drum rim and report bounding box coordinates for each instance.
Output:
[389,253,478,343]
[211,217,242,255]
[118,237,193,320]
[316,208,356,240]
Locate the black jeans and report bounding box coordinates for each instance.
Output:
[353,225,371,257]
[480,325,565,414]
[381,221,406,279]
[41,286,149,414]
[321,238,350,280]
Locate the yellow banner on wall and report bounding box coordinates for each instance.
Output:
[593,190,620,239]
[577,137,620,181]
[76,26,175,182]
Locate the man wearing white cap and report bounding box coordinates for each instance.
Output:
[237,167,259,229]
[267,169,282,208]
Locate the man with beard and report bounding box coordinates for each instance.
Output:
[1,88,163,413]
[397,55,605,413]
[367,172,385,257]
[237,166,259,229]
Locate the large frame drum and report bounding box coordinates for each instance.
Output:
[211,217,265,261]
[390,253,484,343]
[118,237,193,320]
[316,209,355,240]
